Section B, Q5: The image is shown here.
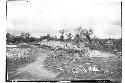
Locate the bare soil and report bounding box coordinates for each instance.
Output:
[7,47,121,81]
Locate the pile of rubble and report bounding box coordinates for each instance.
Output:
[43,49,100,79]
[6,47,39,60]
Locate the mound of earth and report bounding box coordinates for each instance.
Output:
[43,48,122,80]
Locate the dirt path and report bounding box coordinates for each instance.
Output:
[10,52,59,81]
[9,48,119,81]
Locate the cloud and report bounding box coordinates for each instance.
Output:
[110,18,121,26]
[7,0,121,39]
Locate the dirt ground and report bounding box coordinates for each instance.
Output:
[7,47,121,81]
[7,48,59,81]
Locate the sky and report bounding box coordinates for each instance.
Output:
[7,0,121,39]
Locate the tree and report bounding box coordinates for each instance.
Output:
[59,29,65,41]
[66,33,72,41]
[6,33,11,39]
[25,32,31,38]
[75,27,82,34]
[20,32,31,43]
[6,33,12,44]
[29,37,35,42]
[59,29,65,35]
[40,34,51,41]
[60,35,64,41]
[54,36,57,40]
[6,33,18,44]
[74,33,81,44]
[75,27,93,43]
[46,34,50,38]
[46,34,51,41]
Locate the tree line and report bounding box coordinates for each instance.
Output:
[6,27,122,53]
[6,27,93,44]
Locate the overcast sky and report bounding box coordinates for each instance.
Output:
[7,0,121,39]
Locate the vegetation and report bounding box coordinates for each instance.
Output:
[6,27,122,81]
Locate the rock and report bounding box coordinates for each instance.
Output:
[88,66,99,72]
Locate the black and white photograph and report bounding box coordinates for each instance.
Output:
[6,0,122,82]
